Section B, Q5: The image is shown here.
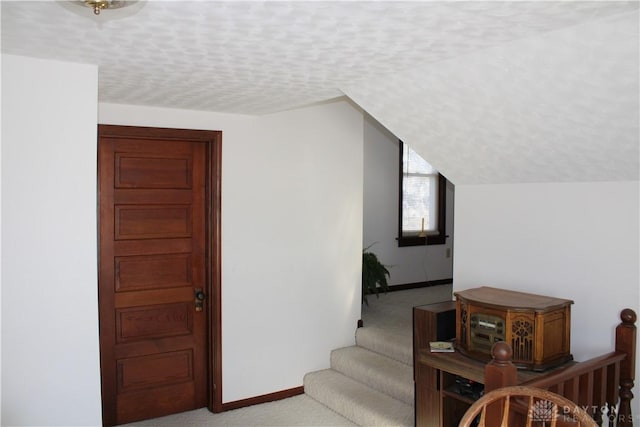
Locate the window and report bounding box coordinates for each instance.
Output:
[398,141,446,246]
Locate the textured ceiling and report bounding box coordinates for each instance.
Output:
[2,1,638,115]
[2,1,638,184]
[344,8,639,184]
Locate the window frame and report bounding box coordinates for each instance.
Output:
[397,140,447,247]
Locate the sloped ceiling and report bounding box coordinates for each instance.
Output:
[344,9,639,184]
[2,1,639,184]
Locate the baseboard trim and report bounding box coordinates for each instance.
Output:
[387,278,453,292]
[221,386,305,411]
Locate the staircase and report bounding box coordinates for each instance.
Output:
[304,335,414,426]
[304,285,453,426]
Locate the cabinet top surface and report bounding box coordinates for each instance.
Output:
[414,300,457,313]
[417,348,539,383]
[454,286,573,311]
[417,348,573,384]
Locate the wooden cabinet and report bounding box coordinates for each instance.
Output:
[415,340,552,426]
[414,303,573,427]
[413,302,456,427]
[415,303,637,427]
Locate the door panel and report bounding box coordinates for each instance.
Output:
[98,125,221,426]
[115,253,192,291]
[114,205,193,239]
[117,350,194,392]
[115,303,193,343]
[115,153,193,188]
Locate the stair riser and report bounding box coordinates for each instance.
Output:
[355,327,413,366]
[304,370,413,427]
[330,347,414,406]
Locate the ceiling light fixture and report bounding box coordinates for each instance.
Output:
[83,1,133,15]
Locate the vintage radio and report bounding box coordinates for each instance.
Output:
[455,286,573,371]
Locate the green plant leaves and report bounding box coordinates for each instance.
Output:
[362,251,390,305]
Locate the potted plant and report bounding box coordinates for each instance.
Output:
[362,246,390,305]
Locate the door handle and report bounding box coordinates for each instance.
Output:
[195,288,206,312]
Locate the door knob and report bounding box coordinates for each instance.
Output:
[195,288,206,312]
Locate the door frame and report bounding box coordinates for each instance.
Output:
[97,124,223,422]
[204,128,223,413]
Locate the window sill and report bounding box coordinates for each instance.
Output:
[398,234,446,247]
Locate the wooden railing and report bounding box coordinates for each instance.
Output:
[523,351,626,425]
[483,308,636,426]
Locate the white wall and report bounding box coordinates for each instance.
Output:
[363,115,453,285]
[1,54,363,423]
[99,99,364,403]
[454,181,640,414]
[1,55,102,426]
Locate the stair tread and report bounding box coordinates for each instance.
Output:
[331,346,414,405]
[355,326,413,365]
[304,369,413,427]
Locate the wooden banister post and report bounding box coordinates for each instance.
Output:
[616,308,636,427]
[485,341,518,392]
[484,342,518,425]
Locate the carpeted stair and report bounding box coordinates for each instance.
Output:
[303,342,414,426]
[304,285,453,426]
[330,346,413,406]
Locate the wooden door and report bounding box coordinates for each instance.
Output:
[98,125,222,426]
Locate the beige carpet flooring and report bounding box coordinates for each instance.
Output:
[121,285,453,427]
[122,395,357,427]
[358,285,454,365]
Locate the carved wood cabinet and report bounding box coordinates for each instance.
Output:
[455,286,573,371]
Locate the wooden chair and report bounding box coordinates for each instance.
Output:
[458,385,598,427]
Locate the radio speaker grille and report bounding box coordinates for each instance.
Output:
[511,317,534,362]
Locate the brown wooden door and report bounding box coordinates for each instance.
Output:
[98,125,222,426]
